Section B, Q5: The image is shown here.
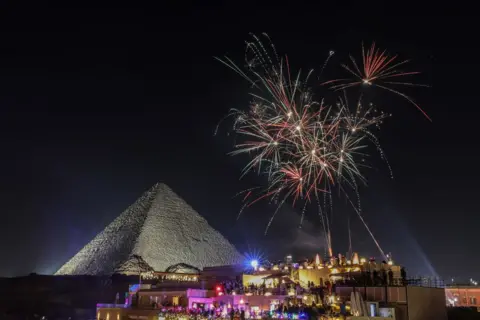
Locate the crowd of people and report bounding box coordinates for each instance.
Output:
[220,279,307,296]
[333,267,408,287]
[155,302,344,320]
[219,271,409,295]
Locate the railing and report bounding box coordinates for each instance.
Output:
[334,277,445,288]
[406,277,445,288]
[334,278,405,287]
[96,304,129,309]
[220,287,307,297]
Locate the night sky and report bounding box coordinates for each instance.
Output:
[0,3,478,281]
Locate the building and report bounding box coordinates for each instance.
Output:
[445,285,480,308]
[96,254,448,320]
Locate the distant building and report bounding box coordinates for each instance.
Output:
[446,285,480,308]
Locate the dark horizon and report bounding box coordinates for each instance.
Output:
[0,3,478,282]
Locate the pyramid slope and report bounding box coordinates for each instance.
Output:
[55,183,243,275]
[55,185,160,275]
[132,184,242,272]
[115,255,155,275]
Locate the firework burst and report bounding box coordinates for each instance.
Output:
[323,43,431,121]
[216,34,423,258]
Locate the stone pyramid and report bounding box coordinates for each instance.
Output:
[55,183,243,275]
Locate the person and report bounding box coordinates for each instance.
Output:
[131,292,139,307]
[240,309,245,320]
[340,301,347,319]
[319,287,325,303]
[230,308,234,320]
[401,267,407,285]
[365,271,371,286]
[372,270,378,286]
[381,270,387,286]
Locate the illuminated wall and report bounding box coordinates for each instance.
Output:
[137,290,188,307]
[298,268,329,286]
[240,295,286,310]
[243,274,277,287]
[98,307,159,320]
[97,308,125,320]
[445,287,480,307]
[213,294,287,310]
[390,265,402,279]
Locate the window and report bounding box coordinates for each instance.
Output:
[470,297,477,305]
[172,296,179,306]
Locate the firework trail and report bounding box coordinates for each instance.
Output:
[216,34,424,259]
[323,43,431,121]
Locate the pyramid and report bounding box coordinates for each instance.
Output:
[55,183,243,275]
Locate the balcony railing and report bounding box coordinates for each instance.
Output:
[96,304,129,309]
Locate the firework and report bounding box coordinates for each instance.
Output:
[216,34,422,258]
[323,43,431,121]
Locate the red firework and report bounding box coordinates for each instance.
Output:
[323,43,431,121]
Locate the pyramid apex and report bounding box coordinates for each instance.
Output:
[151,181,168,189]
[150,182,174,192]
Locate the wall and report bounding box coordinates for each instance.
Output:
[406,286,447,320]
[334,286,446,320]
[137,290,188,307]
[211,294,287,310]
[240,295,286,310]
[187,289,212,298]
[335,286,407,303]
[243,274,276,287]
[188,297,214,309]
[445,287,480,307]
[97,307,124,320]
[336,286,447,320]
[297,269,329,286]
[98,307,158,320]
